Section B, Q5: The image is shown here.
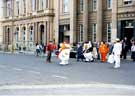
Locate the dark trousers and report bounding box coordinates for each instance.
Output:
[131,52,135,61]
[46,51,52,62]
[121,49,128,59]
[36,49,40,56]
[77,54,84,61]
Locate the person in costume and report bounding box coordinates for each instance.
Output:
[98,41,108,62]
[113,38,122,68]
[58,39,71,65]
[83,41,94,62]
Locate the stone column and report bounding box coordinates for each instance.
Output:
[117,21,121,39]
[34,22,38,43]
[133,20,135,39]
[70,0,77,44]
[112,0,117,41]
[27,24,30,44]
[48,0,50,9]
[49,18,53,41]
[20,0,23,16]
[38,23,41,43]
[49,0,53,9]
[83,0,88,42]
[26,24,29,48]
[18,25,21,46]
[97,0,102,42]
[54,0,59,44]
[44,21,47,45]
[0,0,4,45]
[35,0,38,12]
[26,0,30,16]
[47,21,50,44]
[3,26,5,44]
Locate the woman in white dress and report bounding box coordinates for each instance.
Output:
[58,41,71,65]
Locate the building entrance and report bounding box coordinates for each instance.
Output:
[40,25,44,44]
[59,24,70,43]
[120,20,135,41]
[124,28,133,40]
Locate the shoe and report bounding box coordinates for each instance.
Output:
[113,66,120,69]
[90,60,94,62]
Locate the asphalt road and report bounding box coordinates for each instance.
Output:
[0,53,135,95]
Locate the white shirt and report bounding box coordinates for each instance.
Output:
[113,42,122,55]
[131,45,135,52]
[36,45,40,49]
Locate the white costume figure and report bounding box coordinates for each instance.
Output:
[112,38,122,68]
[83,52,94,62]
[83,41,94,62]
[58,42,71,65]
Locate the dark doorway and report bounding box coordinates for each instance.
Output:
[59,25,64,43]
[40,25,44,44]
[120,20,134,40]
[124,28,133,41]
[59,24,70,43]
[6,28,10,44]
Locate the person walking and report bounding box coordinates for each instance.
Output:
[112,38,122,68]
[76,43,84,62]
[131,41,135,61]
[121,37,129,59]
[35,43,40,56]
[46,41,54,63]
[98,41,108,62]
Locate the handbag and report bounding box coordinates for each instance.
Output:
[107,54,114,64]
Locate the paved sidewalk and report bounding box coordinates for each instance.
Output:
[0,53,135,95]
[0,50,34,55]
[0,50,57,56]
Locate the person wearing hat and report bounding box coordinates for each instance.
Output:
[112,38,122,68]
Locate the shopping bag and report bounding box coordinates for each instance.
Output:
[107,54,114,63]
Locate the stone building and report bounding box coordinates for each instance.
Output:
[55,0,135,45]
[0,0,135,51]
[0,0,54,51]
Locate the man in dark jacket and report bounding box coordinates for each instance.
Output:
[76,43,84,62]
[121,37,130,59]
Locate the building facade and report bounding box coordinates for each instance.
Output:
[0,0,54,51]
[0,0,135,51]
[55,0,135,45]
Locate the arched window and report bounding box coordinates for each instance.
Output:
[29,26,33,41]
[63,0,69,13]
[22,26,26,41]
[39,0,44,10]
[15,27,19,42]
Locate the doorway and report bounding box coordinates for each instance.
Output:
[40,25,44,44]
[59,24,70,43]
[5,28,10,44]
[124,28,133,40]
[120,20,134,40]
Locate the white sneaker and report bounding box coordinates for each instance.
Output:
[113,66,120,69]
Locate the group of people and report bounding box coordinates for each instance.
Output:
[35,43,45,56]
[35,37,135,68]
[76,37,135,68]
[35,39,71,65]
